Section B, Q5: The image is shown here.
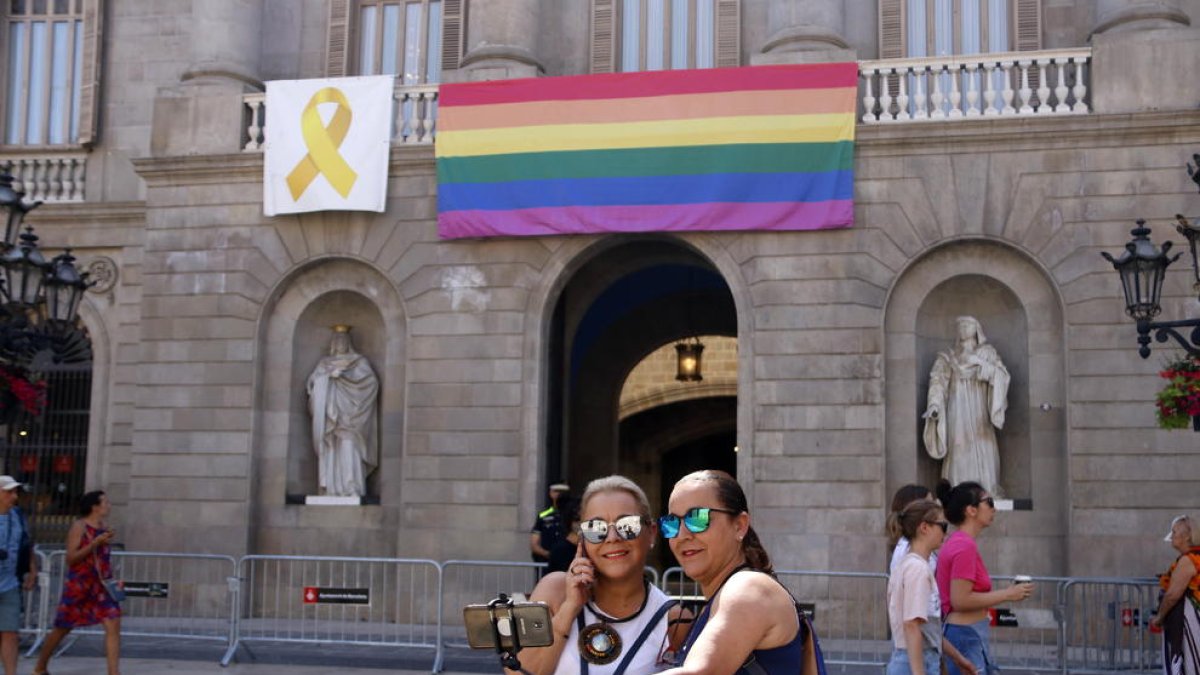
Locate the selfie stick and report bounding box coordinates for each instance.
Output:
[488,593,534,675]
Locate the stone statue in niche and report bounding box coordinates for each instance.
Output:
[922,316,1010,497]
[307,325,379,497]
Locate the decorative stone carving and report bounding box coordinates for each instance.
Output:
[922,316,1010,496]
[85,257,118,294]
[306,325,379,497]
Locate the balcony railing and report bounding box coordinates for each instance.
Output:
[242,84,438,152]
[0,152,87,202]
[859,48,1091,123]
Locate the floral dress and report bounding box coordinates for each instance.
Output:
[53,523,120,628]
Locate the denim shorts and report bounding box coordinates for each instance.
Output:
[944,620,998,675]
[887,647,941,675]
[0,587,20,632]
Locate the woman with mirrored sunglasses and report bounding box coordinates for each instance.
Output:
[658,470,814,675]
[512,475,686,675]
[886,500,950,675]
[934,481,1031,675]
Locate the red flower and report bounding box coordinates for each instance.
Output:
[0,365,47,417]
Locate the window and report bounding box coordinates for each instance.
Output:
[326,0,464,80]
[592,0,740,73]
[1,0,101,147]
[878,0,1040,59]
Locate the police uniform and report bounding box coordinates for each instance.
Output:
[531,505,564,563]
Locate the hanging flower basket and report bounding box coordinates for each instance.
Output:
[1155,354,1200,431]
[0,365,47,422]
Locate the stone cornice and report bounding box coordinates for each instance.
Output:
[133,146,436,186]
[22,200,146,226]
[857,110,1200,157]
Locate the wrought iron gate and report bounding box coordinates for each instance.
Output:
[1,329,93,545]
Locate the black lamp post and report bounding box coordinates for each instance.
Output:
[1102,161,1200,360]
[0,172,91,367]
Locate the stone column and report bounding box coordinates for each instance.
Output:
[459,0,544,79]
[752,0,853,65]
[1089,0,1200,114]
[1092,1,1190,35]
[151,1,264,179]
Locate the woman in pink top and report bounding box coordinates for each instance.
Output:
[934,481,1032,675]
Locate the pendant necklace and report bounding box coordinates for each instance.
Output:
[578,581,651,666]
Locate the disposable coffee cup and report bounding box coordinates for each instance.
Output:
[1013,575,1033,585]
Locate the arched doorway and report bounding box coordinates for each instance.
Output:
[544,240,738,529]
[1,325,93,544]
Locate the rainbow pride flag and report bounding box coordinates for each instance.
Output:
[435,63,856,239]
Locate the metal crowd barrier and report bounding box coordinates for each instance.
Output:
[45,551,239,659]
[7,549,1173,675]
[987,575,1069,673]
[661,566,892,668]
[437,559,546,661]
[1059,577,1163,675]
[19,549,52,654]
[225,555,440,669]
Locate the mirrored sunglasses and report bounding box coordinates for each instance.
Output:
[579,515,645,544]
[659,507,740,539]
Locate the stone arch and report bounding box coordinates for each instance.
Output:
[252,256,407,556]
[78,297,112,494]
[884,237,1069,573]
[518,234,757,525]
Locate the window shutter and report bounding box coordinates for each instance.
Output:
[441,0,465,70]
[591,0,617,73]
[878,0,906,59]
[1013,0,1041,51]
[326,0,354,77]
[77,0,103,147]
[715,0,740,68]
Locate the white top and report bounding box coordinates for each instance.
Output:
[553,584,673,675]
[890,537,940,618]
[888,552,941,651]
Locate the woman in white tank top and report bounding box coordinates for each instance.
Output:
[511,476,686,675]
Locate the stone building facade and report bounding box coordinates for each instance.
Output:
[1,0,1199,578]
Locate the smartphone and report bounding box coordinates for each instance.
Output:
[463,602,554,650]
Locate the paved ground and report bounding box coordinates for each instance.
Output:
[16,634,502,674]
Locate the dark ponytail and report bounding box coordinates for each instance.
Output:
[938,480,986,525]
[677,470,774,575]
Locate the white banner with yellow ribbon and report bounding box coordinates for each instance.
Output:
[264,76,394,215]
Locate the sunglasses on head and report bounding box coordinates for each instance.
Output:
[579,515,645,544]
[659,507,740,539]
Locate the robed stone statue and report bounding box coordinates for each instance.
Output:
[922,316,1010,496]
[307,325,379,497]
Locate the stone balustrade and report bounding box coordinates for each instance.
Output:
[859,48,1091,123]
[242,83,439,152]
[0,152,87,202]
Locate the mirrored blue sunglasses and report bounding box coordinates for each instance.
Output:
[659,507,740,539]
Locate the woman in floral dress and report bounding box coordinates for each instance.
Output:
[33,490,121,675]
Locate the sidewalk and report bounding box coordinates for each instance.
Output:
[19,656,456,674]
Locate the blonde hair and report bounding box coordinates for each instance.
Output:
[1172,515,1200,546]
[580,475,652,521]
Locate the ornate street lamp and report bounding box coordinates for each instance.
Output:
[0,172,92,363]
[675,337,704,382]
[1102,161,1200,360]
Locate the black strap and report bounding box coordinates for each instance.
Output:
[577,599,679,675]
[613,599,677,675]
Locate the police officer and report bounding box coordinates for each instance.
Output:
[529,482,570,566]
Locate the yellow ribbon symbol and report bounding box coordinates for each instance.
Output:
[286,87,358,201]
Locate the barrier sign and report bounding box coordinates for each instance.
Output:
[302,587,370,605]
[989,608,1018,627]
[122,581,169,598]
[797,602,816,621]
